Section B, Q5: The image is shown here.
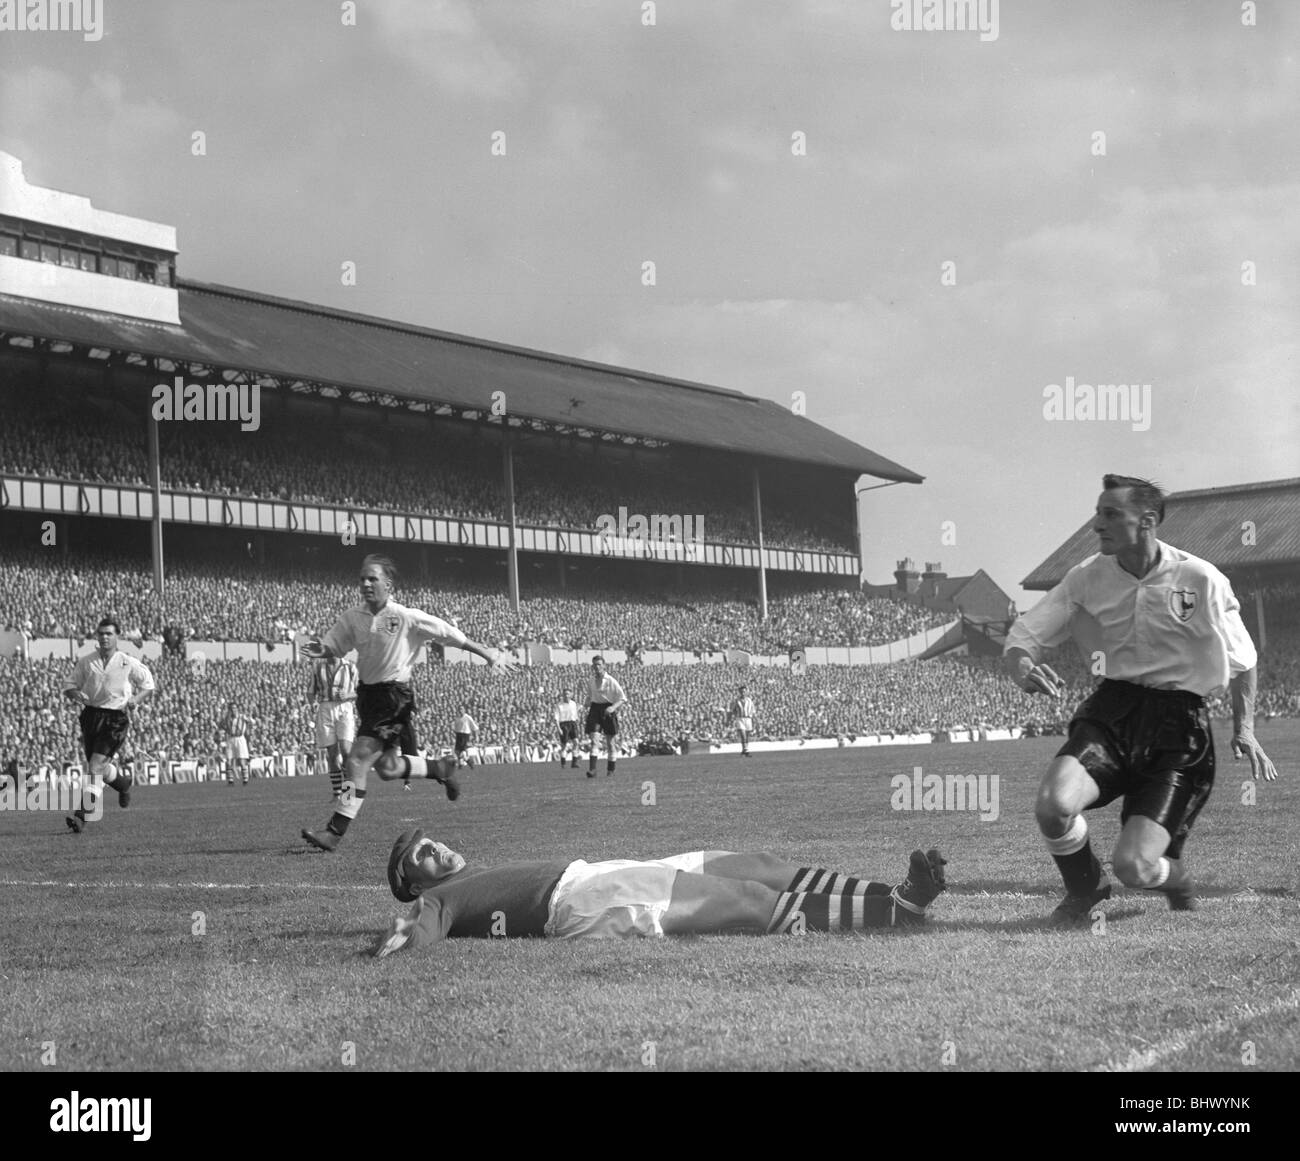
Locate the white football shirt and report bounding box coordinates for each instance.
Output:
[1005,540,1256,697]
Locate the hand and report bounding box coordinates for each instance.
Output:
[489,649,519,673]
[1231,731,1278,781]
[300,637,327,659]
[1016,659,1064,698]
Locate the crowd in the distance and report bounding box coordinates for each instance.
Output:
[6,615,1296,772]
[0,652,1076,771]
[0,548,953,654]
[0,383,855,554]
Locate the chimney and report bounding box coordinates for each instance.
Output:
[894,557,920,595]
[921,561,948,599]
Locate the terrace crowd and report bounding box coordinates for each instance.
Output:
[0,550,953,654]
[0,390,853,554]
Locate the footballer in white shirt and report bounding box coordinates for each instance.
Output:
[299,554,516,852]
[1004,474,1278,923]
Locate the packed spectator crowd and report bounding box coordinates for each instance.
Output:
[0,385,855,554]
[0,548,953,654]
[6,622,1295,774]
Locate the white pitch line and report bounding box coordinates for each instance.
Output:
[0,879,388,891]
[1093,989,1300,1073]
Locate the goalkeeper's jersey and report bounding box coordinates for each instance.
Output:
[406,860,570,942]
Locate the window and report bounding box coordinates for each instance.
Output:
[0,235,15,257]
[99,256,118,277]
[60,247,79,268]
[117,259,136,280]
[79,251,97,272]
[20,240,39,260]
[40,243,59,264]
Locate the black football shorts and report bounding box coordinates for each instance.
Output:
[585,705,618,737]
[357,682,416,748]
[80,706,131,762]
[1056,679,1215,858]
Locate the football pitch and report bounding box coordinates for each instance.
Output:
[2,725,1297,1072]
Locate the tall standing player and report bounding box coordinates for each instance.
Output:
[1005,475,1279,922]
[729,684,756,757]
[308,653,359,801]
[62,617,155,833]
[218,700,255,787]
[299,555,515,852]
[555,689,580,768]
[583,655,627,779]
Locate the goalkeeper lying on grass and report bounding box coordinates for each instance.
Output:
[375,829,947,956]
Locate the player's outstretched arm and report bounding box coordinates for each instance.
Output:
[1229,667,1278,781]
[460,636,518,671]
[1004,646,1063,697]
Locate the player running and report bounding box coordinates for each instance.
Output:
[376,827,948,954]
[299,555,515,852]
[554,690,580,768]
[308,654,359,801]
[583,655,627,778]
[729,684,756,757]
[62,617,155,833]
[452,709,479,768]
[1004,474,1279,923]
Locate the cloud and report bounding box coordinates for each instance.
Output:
[369,0,524,100]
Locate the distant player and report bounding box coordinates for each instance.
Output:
[299,555,515,852]
[1005,474,1279,923]
[376,828,947,954]
[218,701,255,786]
[62,617,155,833]
[555,690,580,768]
[452,709,479,768]
[583,655,627,778]
[729,684,756,757]
[309,654,359,801]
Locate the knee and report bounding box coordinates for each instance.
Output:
[1112,849,1161,888]
[373,753,403,781]
[1034,784,1071,831]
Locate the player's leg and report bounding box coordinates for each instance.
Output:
[663,851,946,935]
[1111,723,1214,911]
[603,711,618,776]
[685,851,897,898]
[1036,747,1110,923]
[302,734,383,851]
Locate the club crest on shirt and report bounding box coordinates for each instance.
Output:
[1169,589,1198,623]
[379,615,400,635]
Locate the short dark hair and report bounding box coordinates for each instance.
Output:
[592,655,604,664]
[1102,474,1165,524]
[96,616,120,634]
[361,554,399,585]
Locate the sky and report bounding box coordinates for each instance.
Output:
[1,0,1297,604]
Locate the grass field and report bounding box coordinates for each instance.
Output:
[2,724,1297,1072]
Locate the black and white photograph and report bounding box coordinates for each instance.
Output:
[0,0,1295,1115]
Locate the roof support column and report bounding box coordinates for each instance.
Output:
[503,434,520,614]
[753,464,767,622]
[147,415,165,601]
